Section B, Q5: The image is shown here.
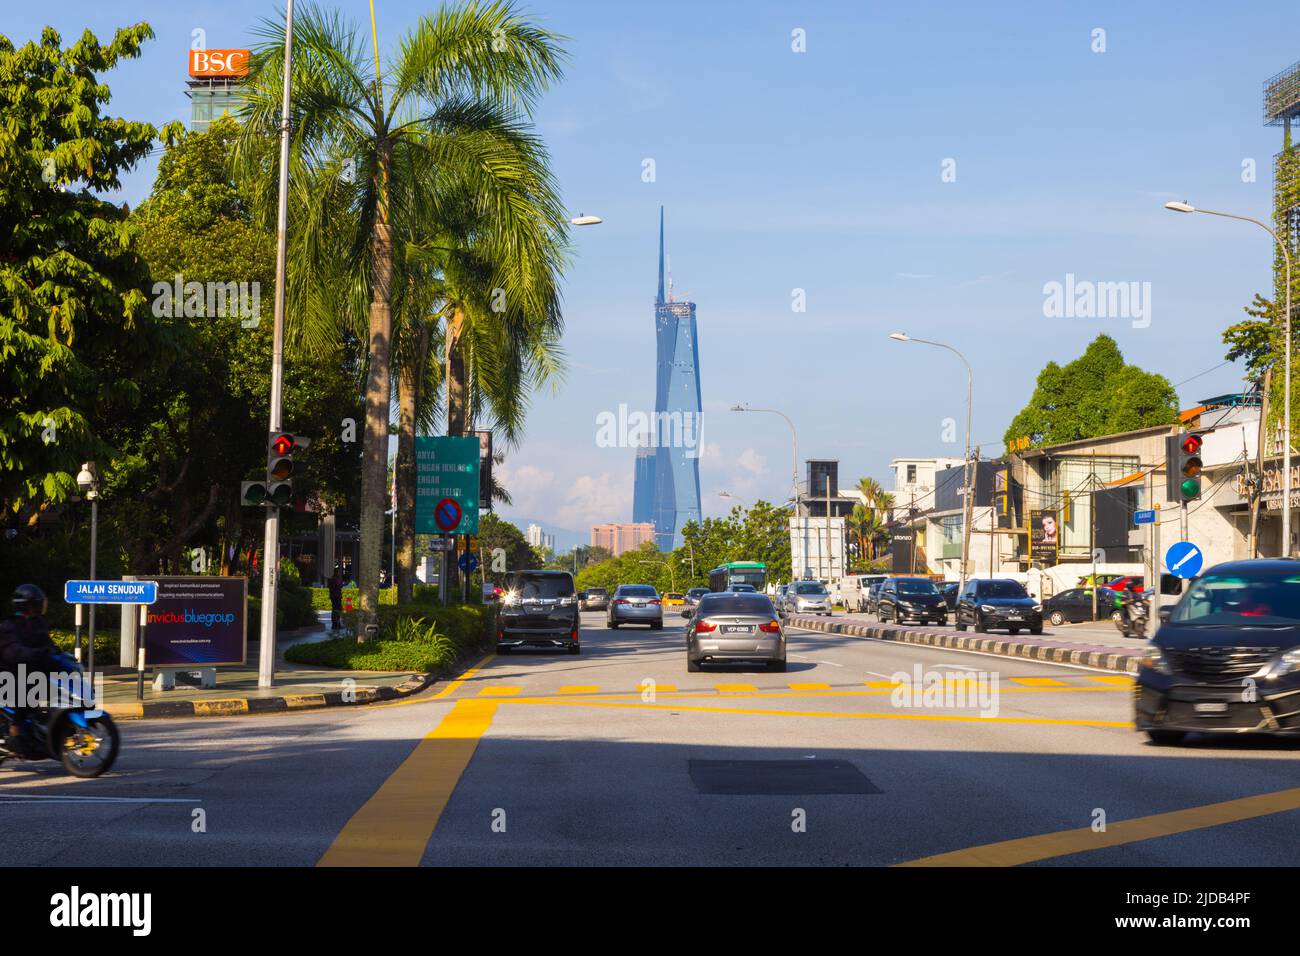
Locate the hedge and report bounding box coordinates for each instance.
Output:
[284,604,494,673]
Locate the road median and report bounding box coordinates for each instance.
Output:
[786,614,1142,674]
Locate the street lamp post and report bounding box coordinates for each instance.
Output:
[1165,201,1293,555]
[731,404,802,571]
[890,333,974,591]
[75,462,99,681]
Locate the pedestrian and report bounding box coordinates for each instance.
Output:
[327,564,343,632]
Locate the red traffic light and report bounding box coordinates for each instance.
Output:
[1181,434,1202,455]
[271,433,295,456]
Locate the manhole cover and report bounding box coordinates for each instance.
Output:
[687,759,881,795]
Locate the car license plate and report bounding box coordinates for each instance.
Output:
[1194,702,1229,715]
[632,602,645,607]
[721,625,754,634]
[1007,614,1022,621]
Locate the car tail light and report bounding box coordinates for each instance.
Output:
[695,621,717,633]
[759,620,781,633]
[649,599,662,605]
[613,598,629,605]
[571,628,579,642]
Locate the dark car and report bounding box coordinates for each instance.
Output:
[865,581,886,616]
[1042,587,1116,626]
[684,587,710,606]
[686,592,786,672]
[579,587,609,611]
[497,570,581,654]
[939,581,960,612]
[1136,560,1300,744]
[955,578,1042,635]
[876,577,947,625]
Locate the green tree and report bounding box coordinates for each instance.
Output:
[1003,334,1178,447]
[235,1,567,632]
[0,24,157,529]
[475,512,536,582]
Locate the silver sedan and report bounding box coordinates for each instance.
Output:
[686,592,786,672]
[607,584,664,629]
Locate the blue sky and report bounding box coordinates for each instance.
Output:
[10,0,1300,534]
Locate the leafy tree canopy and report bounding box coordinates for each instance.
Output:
[1003,335,1178,448]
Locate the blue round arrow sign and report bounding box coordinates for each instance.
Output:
[458,551,479,573]
[1164,541,1204,579]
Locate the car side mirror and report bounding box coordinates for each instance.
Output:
[1159,607,1171,623]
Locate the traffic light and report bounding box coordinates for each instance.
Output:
[1166,431,1205,502]
[240,480,268,506]
[266,432,308,507]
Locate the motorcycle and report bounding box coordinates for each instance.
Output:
[0,653,120,777]
[1113,589,1151,640]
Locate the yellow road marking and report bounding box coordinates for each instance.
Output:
[865,680,903,688]
[1011,677,1067,687]
[648,683,677,693]
[499,697,1130,727]
[897,786,1300,867]
[318,699,498,867]
[1087,675,1134,685]
[478,685,521,697]
[369,653,497,709]
[558,685,600,694]
[715,683,758,693]
[788,682,831,691]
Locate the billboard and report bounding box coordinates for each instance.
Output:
[189,49,250,77]
[1029,510,1059,565]
[144,576,248,667]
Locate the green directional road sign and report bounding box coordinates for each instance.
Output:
[415,436,480,535]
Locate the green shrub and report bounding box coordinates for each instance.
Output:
[308,586,402,610]
[285,603,494,672]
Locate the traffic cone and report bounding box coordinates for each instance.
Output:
[344,596,353,613]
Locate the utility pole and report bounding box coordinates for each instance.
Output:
[824,470,832,584]
[961,446,979,590]
[257,0,296,689]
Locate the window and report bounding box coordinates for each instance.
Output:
[907,464,917,484]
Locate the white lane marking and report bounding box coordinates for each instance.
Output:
[0,794,196,803]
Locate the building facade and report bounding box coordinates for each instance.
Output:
[591,522,657,557]
[525,523,554,553]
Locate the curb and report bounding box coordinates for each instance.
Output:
[105,671,436,721]
[786,615,1142,674]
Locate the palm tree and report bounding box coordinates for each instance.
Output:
[847,504,872,563]
[856,476,883,513]
[235,2,566,632]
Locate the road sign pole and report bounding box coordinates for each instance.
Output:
[1152,504,1162,624]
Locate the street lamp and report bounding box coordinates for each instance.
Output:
[570,213,603,226]
[732,402,809,575]
[1165,199,1293,555]
[890,332,974,591]
[75,462,99,680]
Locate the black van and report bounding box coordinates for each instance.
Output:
[497,570,581,654]
[1137,559,1300,744]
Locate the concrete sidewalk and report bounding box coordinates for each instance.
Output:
[788,611,1147,673]
[97,618,427,720]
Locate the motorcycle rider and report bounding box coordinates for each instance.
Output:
[0,584,60,746]
[1113,580,1146,637]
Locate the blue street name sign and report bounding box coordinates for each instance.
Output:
[64,580,158,605]
[1134,509,1156,525]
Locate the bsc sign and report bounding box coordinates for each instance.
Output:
[415,436,480,535]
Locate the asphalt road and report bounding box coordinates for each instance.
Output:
[2,611,1299,866]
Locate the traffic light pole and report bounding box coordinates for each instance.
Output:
[257,0,296,689]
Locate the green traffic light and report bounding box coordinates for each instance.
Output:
[268,482,293,506]
[1180,477,1201,499]
[241,481,268,506]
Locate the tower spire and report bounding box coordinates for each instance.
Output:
[656,206,665,305]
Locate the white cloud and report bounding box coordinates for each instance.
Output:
[737,447,766,475]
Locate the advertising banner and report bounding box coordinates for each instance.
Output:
[144,576,248,667]
[1030,510,1059,564]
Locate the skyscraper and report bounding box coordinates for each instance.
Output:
[631,208,702,550]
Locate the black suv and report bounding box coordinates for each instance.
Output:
[497,570,581,654]
[876,577,947,625]
[955,578,1042,634]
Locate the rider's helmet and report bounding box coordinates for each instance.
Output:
[11,584,47,617]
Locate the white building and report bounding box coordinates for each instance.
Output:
[525,523,554,553]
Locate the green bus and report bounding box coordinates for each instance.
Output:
[708,561,767,593]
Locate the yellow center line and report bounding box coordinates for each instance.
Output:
[896,786,1300,867]
[440,684,1129,705]
[318,699,498,867]
[557,685,601,695]
[496,697,1131,727]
